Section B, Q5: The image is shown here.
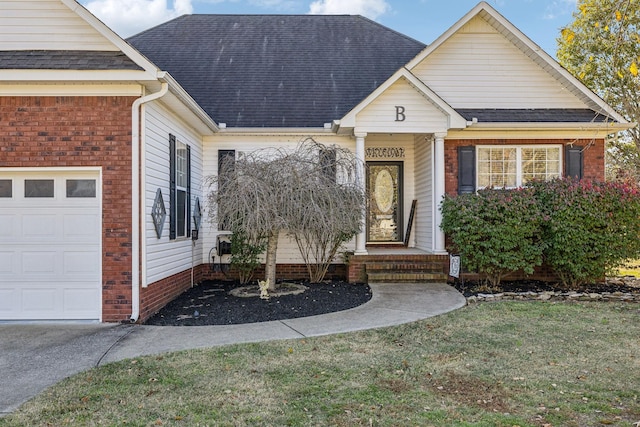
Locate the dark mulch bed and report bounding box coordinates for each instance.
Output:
[145,280,372,326]
[452,279,640,298]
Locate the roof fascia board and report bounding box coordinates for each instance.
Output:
[216,127,332,136]
[60,0,160,77]
[0,69,159,81]
[340,68,466,129]
[465,121,634,132]
[405,1,629,124]
[0,83,143,96]
[447,129,618,140]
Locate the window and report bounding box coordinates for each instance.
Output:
[477,146,561,189]
[25,179,54,198]
[0,180,11,198]
[169,134,191,240]
[66,179,96,198]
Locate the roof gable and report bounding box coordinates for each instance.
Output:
[406,1,628,124]
[340,69,467,132]
[128,14,426,128]
[0,0,159,77]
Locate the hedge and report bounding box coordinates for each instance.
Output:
[440,178,640,288]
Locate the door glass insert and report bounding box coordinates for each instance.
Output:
[25,179,54,198]
[367,162,403,242]
[0,180,11,198]
[66,179,97,198]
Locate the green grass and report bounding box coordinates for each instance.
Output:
[2,302,639,426]
[616,259,640,277]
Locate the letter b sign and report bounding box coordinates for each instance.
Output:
[395,106,406,122]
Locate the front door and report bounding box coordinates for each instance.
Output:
[367,162,403,243]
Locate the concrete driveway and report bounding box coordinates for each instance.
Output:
[0,282,466,416]
[0,323,134,415]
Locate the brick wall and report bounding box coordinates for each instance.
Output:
[0,96,137,322]
[139,268,207,322]
[444,138,605,195]
[200,263,347,282]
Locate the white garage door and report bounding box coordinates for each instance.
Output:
[0,170,102,321]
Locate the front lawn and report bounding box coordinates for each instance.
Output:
[2,302,639,426]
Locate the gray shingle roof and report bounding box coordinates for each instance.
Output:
[456,109,615,123]
[0,50,142,70]
[127,15,426,128]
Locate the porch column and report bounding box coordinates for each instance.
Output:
[355,132,368,255]
[433,133,447,254]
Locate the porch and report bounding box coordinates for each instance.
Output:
[347,247,450,284]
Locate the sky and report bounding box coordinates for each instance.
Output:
[79,0,580,59]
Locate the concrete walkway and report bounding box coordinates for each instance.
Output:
[0,282,465,416]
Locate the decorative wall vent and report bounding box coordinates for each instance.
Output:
[193,197,202,231]
[151,188,167,238]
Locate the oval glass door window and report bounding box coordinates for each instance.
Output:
[374,169,394,213]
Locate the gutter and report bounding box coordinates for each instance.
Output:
[130,81,169,323]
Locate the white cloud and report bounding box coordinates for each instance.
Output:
[308,0,390,20]
[543,0,578,20]
[82,0,193,37]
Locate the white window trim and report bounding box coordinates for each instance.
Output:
[476,144,563,189]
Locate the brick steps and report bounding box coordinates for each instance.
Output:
[361,255,449,284]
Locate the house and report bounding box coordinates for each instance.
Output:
[0,1,631,322]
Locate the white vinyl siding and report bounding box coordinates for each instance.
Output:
[413,135,433,252]
[143,102,203,286]
[411,16,586,109]
[356,78,450,134]
[0,1,117,51]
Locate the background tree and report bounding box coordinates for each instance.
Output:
[208,139,365,289]
[557,0,640,180]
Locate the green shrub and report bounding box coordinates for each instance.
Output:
[529,178,640,287]
[440,187,545,287]
[229,229,266,285]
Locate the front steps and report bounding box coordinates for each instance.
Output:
[348,253,450,284]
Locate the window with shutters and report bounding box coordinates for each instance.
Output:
[477,145,561,189]
[170,134,191,240]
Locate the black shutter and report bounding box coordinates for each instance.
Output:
[186,145,191,238]
[169,134,176,240]
[565,146,583,180]
[458,146,475,194]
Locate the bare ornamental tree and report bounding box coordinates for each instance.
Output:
[208,138,365,290]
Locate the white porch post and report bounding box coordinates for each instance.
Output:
[433,133,447,254]
[355,132,368,255]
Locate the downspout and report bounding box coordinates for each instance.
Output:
[130,82,169,322]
